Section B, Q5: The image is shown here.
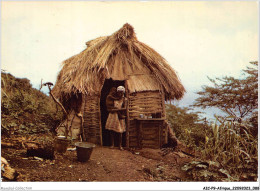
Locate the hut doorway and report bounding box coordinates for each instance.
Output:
[100,78,126,147]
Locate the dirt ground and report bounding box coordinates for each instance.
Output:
[1,137,195,182]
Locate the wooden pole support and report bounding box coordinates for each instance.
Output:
[46,84,69,138]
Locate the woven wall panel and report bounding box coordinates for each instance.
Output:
[129,91,165,148]
[83,95,101,145]
[128,91,164,120]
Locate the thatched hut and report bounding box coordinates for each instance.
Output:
[53,23,185,148]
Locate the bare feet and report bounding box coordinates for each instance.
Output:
[119,147,124,151]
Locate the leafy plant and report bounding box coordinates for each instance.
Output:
[201,116,258,181]
[181,160,235,181]
[180,62,258,181]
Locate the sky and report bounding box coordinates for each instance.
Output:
[1,1,259,119]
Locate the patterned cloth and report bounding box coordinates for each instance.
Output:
[105,98,126,133]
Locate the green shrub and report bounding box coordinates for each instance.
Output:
[1,72,64,136]
[166,104,258,181]
[201,116,258,181]
[166,104,210,148]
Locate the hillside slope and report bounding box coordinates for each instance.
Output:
[1,72,63,136]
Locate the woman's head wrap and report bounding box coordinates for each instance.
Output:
[117,86,125,93]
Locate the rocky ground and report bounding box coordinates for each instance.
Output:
[1,136,194,182]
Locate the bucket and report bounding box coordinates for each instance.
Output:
[54,136,70,153]
[75,142,95,162]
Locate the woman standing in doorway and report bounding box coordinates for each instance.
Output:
[105,86,126,150]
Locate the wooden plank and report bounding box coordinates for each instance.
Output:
[129,96,161,100]
[129,142,138,147]
[135,119,165,122]
[142,126,159,131]
[142,141,159,147]
[159,123,161,147]
[142,139,159,143]
[142,135,158,139]
[129,98,161,102]
[129,131,137,136]
[143,129,160,134]
[143,144,160,149]
[143,131,159,136]
[138,120,142,148]
[129,120,137,147]
[129,136,138,141]
[129,131,136,135]
[129,128,137,133]
[129,98,161,103]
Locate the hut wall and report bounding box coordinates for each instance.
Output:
[56,95,84,140]
[83,94,102,145]
[128,91,166,148]
[67,111,82,140]
[55,110,82,140]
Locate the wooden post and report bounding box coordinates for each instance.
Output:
[161,89,166,118]
[76,112,86,142]
[160,88,166,146]
[46,83,69,138]
[80,94,86,142]
[137,120,142,149]
[98,79,106,146]
[164,122,168,145]
[98,94,103,146]
[125,80,130,148]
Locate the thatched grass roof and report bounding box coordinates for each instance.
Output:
[52,23,185,101]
